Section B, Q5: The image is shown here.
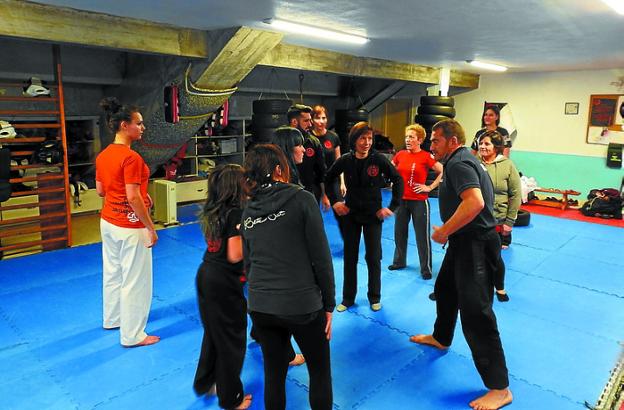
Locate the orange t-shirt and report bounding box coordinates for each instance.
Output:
[96,144,150,228]
[392,150,437,201]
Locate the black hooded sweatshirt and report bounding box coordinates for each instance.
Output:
[242,182,335,315]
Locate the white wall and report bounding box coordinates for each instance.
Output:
[453,68,624,157]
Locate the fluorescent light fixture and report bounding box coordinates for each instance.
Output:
[467,60,508,72]
[264,18,369,45]
[601,0,624,15]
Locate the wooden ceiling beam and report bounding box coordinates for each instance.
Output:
[0,0,210,58]
[194,27,283,90]
[259,43,479,89]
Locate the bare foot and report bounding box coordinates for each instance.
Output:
[409,334,448,350]
[469,388,513,410]
[124,335,160,348]
[234,394,252,409]
[288,353,305,366]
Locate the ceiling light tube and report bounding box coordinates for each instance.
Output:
[467,60,508,72]
[264,19,369,45]
[601,0,624,15]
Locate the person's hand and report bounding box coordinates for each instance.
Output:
[431,225,448,245]
[333,202,350,216]
[340,183,347,197]
[325,311,333,340]
[376,207,393,220]
[321,195,331,211]
[413,183,431,193]
[145,228,158,248]
[502,224,513,234]
[146,193,154,209]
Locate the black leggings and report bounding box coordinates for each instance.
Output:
[194,263,247,408]
[432,229,509,389]
[250,310,332,410]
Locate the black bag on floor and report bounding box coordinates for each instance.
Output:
[580,188,623,219]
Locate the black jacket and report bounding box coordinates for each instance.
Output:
[242,182,335,314]
[325,150,404,223]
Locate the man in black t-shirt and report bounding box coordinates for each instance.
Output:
[287,104,326,204]
[410,119,513,410]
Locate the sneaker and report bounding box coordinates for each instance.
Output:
[336,304,348,312]
[388,264,405,271]
[370,303,382,311]
[496,291,510,302]
[421,272,432,280]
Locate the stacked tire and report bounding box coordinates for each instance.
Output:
[334,109,369,150]
[415,96,455,198]
[251,99,292,144]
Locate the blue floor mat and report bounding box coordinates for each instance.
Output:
[0,193,622,409]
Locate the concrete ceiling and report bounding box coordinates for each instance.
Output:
[31,0,624,73]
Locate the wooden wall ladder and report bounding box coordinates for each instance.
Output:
[0,46,72,258]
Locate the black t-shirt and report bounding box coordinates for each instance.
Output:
[313,130,341,171]
[439,147,496,235]
[471,127,511,151]
[201,208,243,275]
[296,133,326,196]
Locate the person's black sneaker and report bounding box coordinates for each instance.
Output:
[421,272,432,280]
[496,292,510,302]
[388,264,406,271]
[428,292,436,301]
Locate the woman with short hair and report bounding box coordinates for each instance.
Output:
[478,130,521,301]
[389,124,442,279]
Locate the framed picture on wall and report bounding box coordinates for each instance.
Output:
[586,94,624,145]
[564,102,579,115]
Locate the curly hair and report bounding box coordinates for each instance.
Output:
[200,164,246,241]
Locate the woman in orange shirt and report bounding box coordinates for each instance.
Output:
[96,97,159,347]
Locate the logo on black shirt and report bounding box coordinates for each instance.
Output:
[323,140,333,149]
[367,165,379,177]
[305,147,315,157]
[207,238,222,253]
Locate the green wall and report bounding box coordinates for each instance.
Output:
[511,151,623,200]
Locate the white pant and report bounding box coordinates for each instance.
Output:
[100,219,153,346]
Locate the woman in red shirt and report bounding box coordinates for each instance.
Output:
[96,97,159,347]
[390,124,443,279]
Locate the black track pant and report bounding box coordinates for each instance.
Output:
[392,199,432,276]
[432,229,509,390]
[250,310,333,410]
[194,263,247,409]
[341,214,382,305]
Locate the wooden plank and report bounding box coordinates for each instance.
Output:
[194,27,283,90]
[11,187,65,197]
[259,43,479,88]
[0,211,66,226]
[0,96,58,102]
[0,236,67,253]
[0,0,210,58]
[9,174,64,184]
[0,137,46,143]
[0,223,67,239]
[13,123,61,129]
[0,110,59,116]
[0,199,64,212]
[449,70,480,89]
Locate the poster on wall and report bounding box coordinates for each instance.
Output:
[586,94,624,145]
